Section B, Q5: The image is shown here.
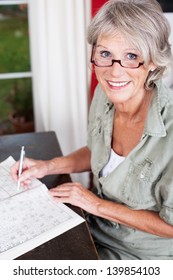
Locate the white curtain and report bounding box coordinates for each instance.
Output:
[28,0,91,185]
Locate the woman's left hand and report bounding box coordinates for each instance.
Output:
[49,182,101,214]
[49,182,173,238]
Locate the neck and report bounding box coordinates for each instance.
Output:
[114,90,153,124]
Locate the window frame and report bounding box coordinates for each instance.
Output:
[0,0,32,81]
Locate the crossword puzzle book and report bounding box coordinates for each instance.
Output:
[0,157,84,260]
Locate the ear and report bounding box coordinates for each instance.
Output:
[149,63,157,72]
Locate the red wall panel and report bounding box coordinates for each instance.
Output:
[90,0,108,99]
[92,0,108,16]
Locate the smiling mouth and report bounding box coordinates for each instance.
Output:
[107,81,129,87]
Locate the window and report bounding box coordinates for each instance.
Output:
[0,0,34,135]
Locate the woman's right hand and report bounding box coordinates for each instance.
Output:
[10,157,49,186]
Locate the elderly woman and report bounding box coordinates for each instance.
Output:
[11,0,173,259]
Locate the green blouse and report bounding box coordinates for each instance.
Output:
[87,80,173,260]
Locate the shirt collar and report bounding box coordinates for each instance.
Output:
[104,100,114,113]
[103,80,166,137]
[144,80,166,137]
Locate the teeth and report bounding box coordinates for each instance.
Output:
[108,81,128,87]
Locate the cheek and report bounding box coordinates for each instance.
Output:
[138,73,149,86]
[133,69,150,86]
[95,68,107,83]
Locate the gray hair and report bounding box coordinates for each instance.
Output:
[87,0,172,90]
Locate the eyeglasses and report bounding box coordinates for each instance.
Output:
[90,46,144,69]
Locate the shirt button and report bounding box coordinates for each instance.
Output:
[140,173,145,179]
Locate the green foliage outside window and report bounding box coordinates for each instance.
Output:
[0,5,34,135]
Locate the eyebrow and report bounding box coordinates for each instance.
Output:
[95,45,141,54]
[96,44,108,48]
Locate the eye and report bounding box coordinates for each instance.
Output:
[126,53,138,60]
[100,50,112,58]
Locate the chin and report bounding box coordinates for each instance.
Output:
[106,89,129,101]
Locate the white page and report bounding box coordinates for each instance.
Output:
[0,157,84,259]
[0,156,42,200]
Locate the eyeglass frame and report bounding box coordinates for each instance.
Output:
[90,45,144,69]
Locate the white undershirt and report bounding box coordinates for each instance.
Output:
[101,149,125,177]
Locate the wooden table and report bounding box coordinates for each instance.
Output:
[0,131,98,260]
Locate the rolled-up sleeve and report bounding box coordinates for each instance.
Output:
[154,161,173,226]
[87,85,105,151]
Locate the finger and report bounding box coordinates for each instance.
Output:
[51,196,71,204]
[19,167,39,182]
[11,158,31,182]
[21,179,32,187]
[50,182,82,191]
[49,186,71,193]
[11,162,20,182]
[49,189,70,198]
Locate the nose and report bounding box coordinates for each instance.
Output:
[110,61,124,77]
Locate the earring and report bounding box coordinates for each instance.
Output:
[150,69,154,72]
